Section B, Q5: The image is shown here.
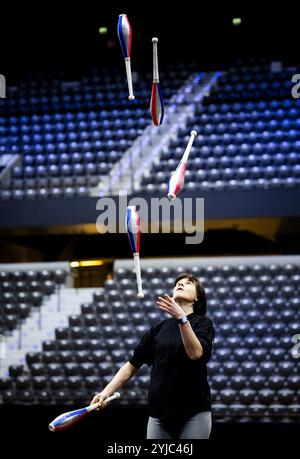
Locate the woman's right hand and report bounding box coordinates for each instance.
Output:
[90,392,109,411]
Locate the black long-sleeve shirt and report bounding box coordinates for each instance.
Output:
[129,312,215,422]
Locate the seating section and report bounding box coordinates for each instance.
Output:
[0,269,67,334]
[0,64,196,200]
[2,61,298,197]
[140,63,300,193]
[208,62,292,102]
[0,260,299,422]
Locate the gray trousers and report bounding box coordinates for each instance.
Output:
[147,411,212,440]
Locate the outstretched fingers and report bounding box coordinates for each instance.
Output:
[157,295,172,306]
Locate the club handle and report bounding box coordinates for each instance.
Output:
[182,130,197,163]
[124,58,135,100]
[133,253,144,298]
[152,37,159,82]
[88,392,121,412]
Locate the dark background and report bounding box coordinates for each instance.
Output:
[1,2,299,80]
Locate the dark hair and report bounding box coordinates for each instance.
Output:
[175,273,207,317]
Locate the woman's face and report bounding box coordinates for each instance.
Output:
[173,277,197,304]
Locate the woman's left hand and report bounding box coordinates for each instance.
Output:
[156,294,185,319]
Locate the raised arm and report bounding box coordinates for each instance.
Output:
[156,294,203,360]
[177,320,203,360]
